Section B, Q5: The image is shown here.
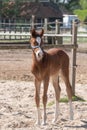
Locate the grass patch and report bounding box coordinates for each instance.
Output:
[48,101,55,107]
[48,95,85,106]
[60,95,85,103]
[72,95,85,102]
[60,97,68,103]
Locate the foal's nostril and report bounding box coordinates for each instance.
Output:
[38,52,41,57]
[37,53,40,57]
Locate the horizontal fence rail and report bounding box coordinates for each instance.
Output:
[0,33,86,37]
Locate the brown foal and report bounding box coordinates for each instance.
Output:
[30,29,73,125]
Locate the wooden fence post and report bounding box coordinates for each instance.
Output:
[31,15,35,29]
[44,18,48,43]
[71,20,78,95]
[9,19,11,40]
[55,19,59,44]
[3,19,6,40]
[55,20,62,44]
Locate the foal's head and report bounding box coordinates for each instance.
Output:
[30,29,44,61]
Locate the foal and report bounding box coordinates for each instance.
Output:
[30,29,73,125]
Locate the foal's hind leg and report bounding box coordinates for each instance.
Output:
[52,74,61,123]
[61,65,73,120]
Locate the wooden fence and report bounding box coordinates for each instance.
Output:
[0,19,87,41]
[0,20,87,95]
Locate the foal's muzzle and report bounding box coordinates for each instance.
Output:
[35,48,44,61]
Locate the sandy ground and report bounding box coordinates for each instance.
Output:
[0,47,87,130]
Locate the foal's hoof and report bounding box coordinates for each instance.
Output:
[70,112,74,120]
[35,121,41,126]
[52,119,57,124]
[70,115,73,120]
[42,122,47,126]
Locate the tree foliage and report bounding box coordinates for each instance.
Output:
[58,0,87,22]
[1,0,21,18]
[0,0,87,22]
[74,9,87,22]
[74,0,87,22]
[65,0,80,11]
[79,0,87,9]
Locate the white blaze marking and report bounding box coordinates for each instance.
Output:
[36,37,41,45]
[36,48,43,61]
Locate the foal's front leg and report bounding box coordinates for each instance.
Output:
[42,77,49,125]
[35,78,41,125]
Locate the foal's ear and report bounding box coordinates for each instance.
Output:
[40,29,44,37]
[30,28,36,37]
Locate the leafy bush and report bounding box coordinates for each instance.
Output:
[74,9,87,22]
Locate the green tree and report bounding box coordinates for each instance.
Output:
[79,0,87,9]
[74,9,87,22]
[74,0,87,22]
[1,0,20,18]
[65,0,80,11]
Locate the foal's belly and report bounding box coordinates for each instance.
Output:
[46,48,68,76]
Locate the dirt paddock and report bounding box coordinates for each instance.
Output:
[0,47,87,130]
